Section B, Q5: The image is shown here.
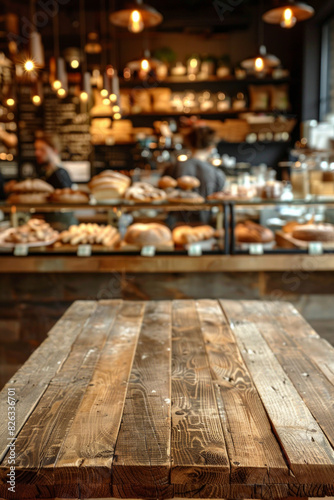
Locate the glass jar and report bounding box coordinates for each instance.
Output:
[291,162,310,199]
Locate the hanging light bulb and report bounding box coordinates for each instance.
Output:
[6,96,15,107]
[30,31,45,68]
[54,58,68,96]
[31,80,43,105]
[80,71,91,101]
[24,59,35,72]
[141,58,150,71]
[255,57,265,72]
[262,1,314,28]
[128,10,144,33]
[280,7,297,28]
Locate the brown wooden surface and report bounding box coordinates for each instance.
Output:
[2,254,334,273]
[0,299,334,500]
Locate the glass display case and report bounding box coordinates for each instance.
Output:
[230,198,334,255]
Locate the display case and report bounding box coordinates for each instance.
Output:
[230,198,334,255]
[0,199,229,257]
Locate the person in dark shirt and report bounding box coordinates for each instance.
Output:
[0,172,5,201]
[34,132,73,189]
[34,132,77,229]
[164,125,225,224]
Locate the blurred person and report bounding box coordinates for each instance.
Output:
[34,132,73,189]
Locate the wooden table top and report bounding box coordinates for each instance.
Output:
[0,299,334,500]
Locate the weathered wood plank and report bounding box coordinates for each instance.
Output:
[171,300,229,486]
[0,300,97,463]
[0,300,122,498]
[112,301,172,496]
[54,301,146,499]
[195,300,290,484]
[221,300,334,485]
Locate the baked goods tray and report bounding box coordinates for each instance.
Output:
[0,228,59,249]
[237,241,276,251]
[276,230,334,250]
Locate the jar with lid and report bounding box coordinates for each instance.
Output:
[291,161,310,199]
[233,92,247,110]
[217,92,231,112]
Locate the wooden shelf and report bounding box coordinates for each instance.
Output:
[120,76,290,88]
[1,254,334,273]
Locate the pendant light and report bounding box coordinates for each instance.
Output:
[241,45,280,73]
[110,0,163,33]
[51,3,68,96]
[23,0,44,73]
[79,0,92,103]
[241,3,281,75]
[31,79,43,106]
[262,1,314,29]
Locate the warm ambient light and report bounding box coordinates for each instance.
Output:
[32,95,41,105]
[24,59,35,72]
[103,98,111,105]
[109,93,117,103]
[113,105,120,112]
[70,59,80,69]
[281,7,297,28]
[57,88,67,97]
[100,89,109,97]
[6,98,15,106]
[255,57,264,72]
[212,158,222,167]
[113,112,122,120]
[178,154,188,162]
[80,91,89,101]
[141,59,150,71]
[189,58,199,69]
[128,10,144,33]
[52,79,62,90]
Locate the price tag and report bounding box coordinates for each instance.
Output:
[188,243,202,257]
[308,242,323,255]
[141,246,156,257]
[14,244,28,256]
[77,244,92,257]
[249,243,264,255]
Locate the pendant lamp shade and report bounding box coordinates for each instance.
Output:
[30,31,45,68]
[262,1,314,27]
[110,0,163,32]
[241,45,280,71]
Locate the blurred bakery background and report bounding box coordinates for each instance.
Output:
[1,0,334,388]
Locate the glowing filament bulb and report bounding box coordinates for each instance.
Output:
[80,91,88,101]
[24,59,35,72]
[100,89,109,97]
[32,95,41,105]
[6,98,15,106]
[141,59,150,71]
[281,8,297,28]
[52,80,62,90]
[128,10,144,33]
[71,59,80,69]
[255,57,264,72]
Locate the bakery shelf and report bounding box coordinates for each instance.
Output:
[119,76,291,89]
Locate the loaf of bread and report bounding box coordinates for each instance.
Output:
[124,223,172,247]
[124,182,167,203]
[173,225,215,246]
[49,188,90,204]
[5,178,54,194]
[235,221,274,243]
[158,176,178,190]
[292,224,334,242]
[7,193,50,204]
[177,176,200,190]
[89,170,131,200]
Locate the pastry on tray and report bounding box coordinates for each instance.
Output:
[59,224,120,247]
[89,170,131,201]
[124,182,167,203]
[3,219,58,245]
[235,221,274,243]
[167,189,205,204]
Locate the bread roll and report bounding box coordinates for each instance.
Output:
[158,176,178,190]
[49,188,90,204]
[7,193,50,204]
[235,221,274,243]
[5,178,54,194]
[167,189,204,204]
[177,176,200,190]
[124,182,166,203]
[124,223,172,247]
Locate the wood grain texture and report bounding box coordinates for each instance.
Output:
[221,300,334,485]
[0,300,97,463]
[171,300,229,487]
[195,300,290,485]
[112,301,172,497]
[54,301,145,499]
[0,300,121,497]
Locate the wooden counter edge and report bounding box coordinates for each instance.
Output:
[0,254,333,273]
